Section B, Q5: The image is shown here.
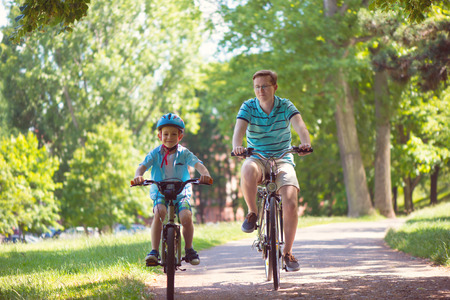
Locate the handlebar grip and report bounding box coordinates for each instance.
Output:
[293,146,314,154]
[231,147,254,157]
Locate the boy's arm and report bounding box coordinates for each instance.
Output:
[291,114,312,156]
[194,162,212,184]
[133,165,147,185]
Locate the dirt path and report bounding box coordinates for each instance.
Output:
[147,219,449,299]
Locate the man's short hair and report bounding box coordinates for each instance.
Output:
[252,70,278,85]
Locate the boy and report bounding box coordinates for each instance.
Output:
[133,113,212,266]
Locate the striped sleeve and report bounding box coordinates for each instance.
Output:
[284,99,300,120]
[236,100,253,123]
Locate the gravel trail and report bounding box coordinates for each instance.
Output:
[147,219,449,299]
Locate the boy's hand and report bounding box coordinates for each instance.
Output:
[199,175,213,185]
[133,176,145,185]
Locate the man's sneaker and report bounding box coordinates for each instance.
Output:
[184,248,200,265]
[284,253,300,272]
[145,250,160,266]
[241,212,257,233]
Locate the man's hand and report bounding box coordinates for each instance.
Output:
[233,146,246,155]
[199,175,213,185]
[298,143,312,156]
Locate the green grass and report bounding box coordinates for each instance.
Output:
[385,202,450,266]
[0,222,247,300]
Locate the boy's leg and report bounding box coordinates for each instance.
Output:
[179,209,194,249]
[150,204,167,251]
[179,208,200,265]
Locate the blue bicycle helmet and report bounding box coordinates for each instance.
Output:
[157,113,185,131]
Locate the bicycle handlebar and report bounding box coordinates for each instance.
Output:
[130,177,213,188]
[231,146,313,159]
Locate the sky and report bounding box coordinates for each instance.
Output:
[0,2,6,40]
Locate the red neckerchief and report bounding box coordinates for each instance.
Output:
[161,144,178,168]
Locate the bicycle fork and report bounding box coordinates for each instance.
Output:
[161,224,184,271]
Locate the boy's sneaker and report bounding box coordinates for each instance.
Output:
[145,250,160,266]
[184,248,200,265]
[284,253,300,272]
[241,212,257,233]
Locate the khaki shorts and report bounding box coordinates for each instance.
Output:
[245,157,300,191]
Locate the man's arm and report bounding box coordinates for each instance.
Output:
[232,118,248,155]
[291,114,312,155]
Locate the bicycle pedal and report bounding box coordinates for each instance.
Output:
[146,261,159,267]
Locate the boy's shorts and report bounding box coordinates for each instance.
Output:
[246,157,300,191]
[153,194,192,216]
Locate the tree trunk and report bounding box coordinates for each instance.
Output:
[335,73,374,217]
[373,70,395,218]
[403,175,421,214]
[324,0,373,217]
[430,165,439,205]
[392,186,398,213]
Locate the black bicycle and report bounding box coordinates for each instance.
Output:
[232,146,312,290]
[130,178,212,300]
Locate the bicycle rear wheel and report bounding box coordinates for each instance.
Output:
[166,227,176,300]
[269,196,281,290]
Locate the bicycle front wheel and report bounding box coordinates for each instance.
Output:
[263,199,272,281]
[166,227,176,300]
[269,196,281,290]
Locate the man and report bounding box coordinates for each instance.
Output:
[232,70,312,272]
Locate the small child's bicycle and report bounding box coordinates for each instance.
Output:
[232,146,312,290]
[130,178,212,300]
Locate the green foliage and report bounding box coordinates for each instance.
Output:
[62,122,149,232]
[0,132,60,235]
[393,87,450,178]
[369,0,450,23]
[385,202,450,265]
[9,0,91,43]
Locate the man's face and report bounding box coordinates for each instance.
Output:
[158,126,182,148]
[253,75,277,103]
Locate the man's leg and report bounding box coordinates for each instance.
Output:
[241,159,262,214]
[279,185,299,255]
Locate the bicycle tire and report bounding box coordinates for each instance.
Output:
[269,196,281,290]
[166,227,176,300]
[263,199,272,281]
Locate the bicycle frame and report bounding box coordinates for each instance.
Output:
[131,178,212,300]
[232,146,312,290]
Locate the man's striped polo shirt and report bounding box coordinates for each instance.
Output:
[236,95,300,165]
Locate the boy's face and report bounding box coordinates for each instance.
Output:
[158,126,183,148]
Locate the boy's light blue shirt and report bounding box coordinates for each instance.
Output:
[140,144,201,200]
[236,95,300,165]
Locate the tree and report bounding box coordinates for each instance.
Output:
[217,0,374,217]
[9,0,90,43]
[0,132,60,236]
[62,122,149,233]
[369,0,450,23]
[1,0,207,186]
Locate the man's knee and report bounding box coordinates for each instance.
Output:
[241,161,261,182]
[280,186,298,212]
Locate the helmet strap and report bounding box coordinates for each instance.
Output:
[161,144,178,168]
